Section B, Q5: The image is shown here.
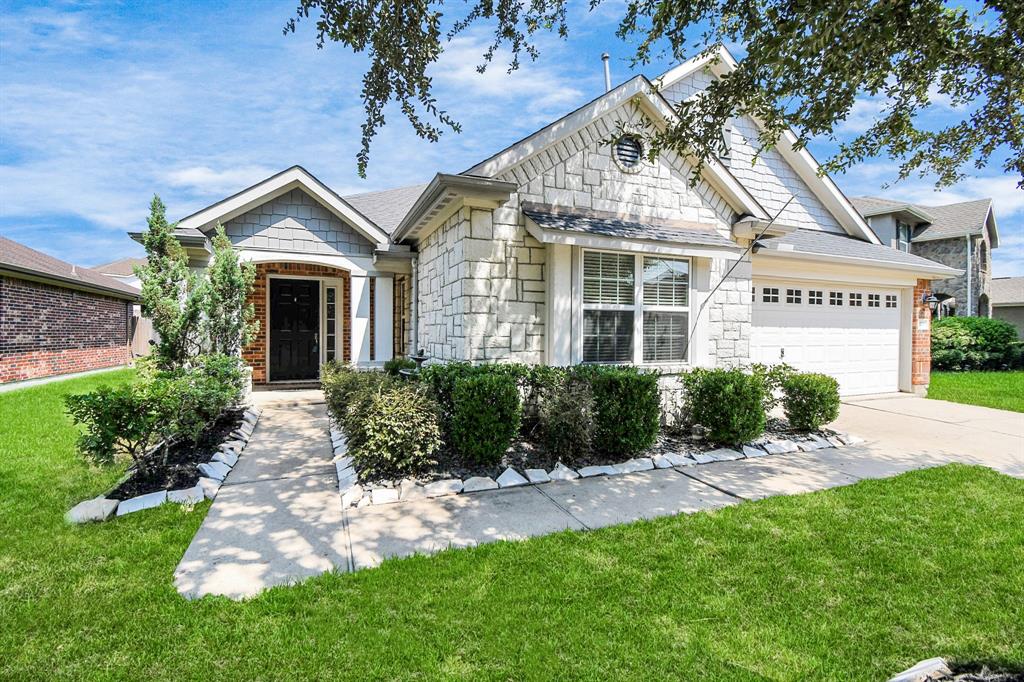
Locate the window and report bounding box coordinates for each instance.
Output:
[897,221,912,252]
[849,293,863,307]
[830,291,843,306]
[762,287,780,303]
[581,251,690,364]
[613,135,643,170]
[786,288,802,304]
[325,287,337,362]
[868,293,880,307]
[809,290,823,305]
[885,294,898,308]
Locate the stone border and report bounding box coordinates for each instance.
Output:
[330,423,864,511]
[65,406,263,524]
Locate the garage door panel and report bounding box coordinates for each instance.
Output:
[752,280,901,396]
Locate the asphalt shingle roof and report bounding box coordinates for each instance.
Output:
[991,277,1024,306]
[756,228,959,272]
[852,196,993,242]
[0,236,141,299]
[94,256,147,276]
[522,207,738,249]
[344,184,428,236]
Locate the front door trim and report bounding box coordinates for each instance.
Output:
[265,273,346,383]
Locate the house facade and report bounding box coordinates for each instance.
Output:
[991,277,1024,335]
[141,47,959,397]
[0,236,140,384]
[852,197,999,318]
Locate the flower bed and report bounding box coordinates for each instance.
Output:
[323,361,849,509]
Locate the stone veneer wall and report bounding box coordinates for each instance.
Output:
[0,275,132,383]
[912,234,992,317]
[242,263,351,383]
[705,257,752,367]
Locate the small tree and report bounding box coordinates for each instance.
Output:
[135,196,205,370]
[204,225,258,356]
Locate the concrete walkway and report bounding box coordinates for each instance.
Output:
[175,394,1023,600]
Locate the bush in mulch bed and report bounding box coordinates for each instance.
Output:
[107,409,244,500]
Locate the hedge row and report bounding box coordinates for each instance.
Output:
[932,317,1022,371]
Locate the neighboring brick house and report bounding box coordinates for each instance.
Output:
[1,236,140,384]
[852,197,999,318]
[94,256,154,357]
[143,46,958,396]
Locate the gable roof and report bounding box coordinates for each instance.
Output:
[343,184,429,236]
[175,166,389,246]
[0,236,140,299]
[991,277,1024,306]
[94,256,147,277]
[463,74,772,223]
[655,45,881,245]
[853,196,998,247]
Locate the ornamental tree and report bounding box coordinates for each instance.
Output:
[286,0,1022,188]
[204,225,258,356]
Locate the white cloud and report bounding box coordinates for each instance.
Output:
[164,165,279,196]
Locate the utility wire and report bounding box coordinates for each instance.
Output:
[680,196,795,360]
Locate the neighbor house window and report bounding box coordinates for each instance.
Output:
[868,293,880,307]
[809,290,823,305]
[582,251,690,364]
[897,221,912,252]
[849,293,863,307]
[786,288,802,304]
[830,291,843,306]
[762,287,780,303]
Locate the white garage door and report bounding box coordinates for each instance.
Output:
[751,280,902,396]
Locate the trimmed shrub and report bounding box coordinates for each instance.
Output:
[681,368,766,445]
[782,372,840,432]
[347,383,442,479]
[383,357,417,376]
[750,362,796,413]
[66,383,163,472]
[577,366,660,456]
[450,372,522,464]
[932,316,1020,370]
[538,374,594,460]
[321,363,388,423]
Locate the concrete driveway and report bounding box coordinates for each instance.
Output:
[833,394,1023,479]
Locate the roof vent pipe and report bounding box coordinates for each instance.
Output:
[602,53,611,92]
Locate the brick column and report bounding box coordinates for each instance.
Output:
[911,279,932,394]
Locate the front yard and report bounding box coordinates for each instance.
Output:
[929,371,1024,413]
[1,371,1022,679]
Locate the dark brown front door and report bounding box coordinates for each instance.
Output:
[269,278,319,381]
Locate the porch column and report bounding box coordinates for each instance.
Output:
[374,277,394,363]
[350,274,371,364]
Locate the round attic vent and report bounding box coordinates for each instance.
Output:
[613,135,643,170]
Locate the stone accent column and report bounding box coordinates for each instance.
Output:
[911,279,932,394]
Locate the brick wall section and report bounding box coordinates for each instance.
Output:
[0,275,131,383]
[912,279,932,389]
[242,263,350,383]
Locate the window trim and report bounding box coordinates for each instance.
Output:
[579,249,692,366]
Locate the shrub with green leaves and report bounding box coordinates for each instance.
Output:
[347,383,442,479]
[781,372,840,432]
[450,372,522,464]
[577,366,660,457]
[65,383,163,472]
[538,374,594,460]
[932,316,1020,370]
[383,357,417,376]
[750,362,796,413]
[321,363,387,423]
[681,367,766,445]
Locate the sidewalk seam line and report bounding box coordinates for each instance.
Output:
[533,485,592,531]
[673,467,749,501]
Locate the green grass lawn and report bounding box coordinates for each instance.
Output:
[928,371,1024,413]
[1,371,1022,680]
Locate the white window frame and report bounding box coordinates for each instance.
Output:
[579,249,692,366]
[897,221,911,252]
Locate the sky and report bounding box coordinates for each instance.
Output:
[1,0,1021,276]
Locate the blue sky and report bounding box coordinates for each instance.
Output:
[1,0,1021,275]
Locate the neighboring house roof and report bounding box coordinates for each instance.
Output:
[654,45,880,245]
[173,166,390,246]
[343,184,429,236]
[94,256,147,277]
[0,236,140,300]
[755,228,961,277]
[853,196,999,247]
[462,74,773,225]
[991,276,1024,306]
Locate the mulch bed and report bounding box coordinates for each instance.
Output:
[358,416,813,488]
[108,408,245,500]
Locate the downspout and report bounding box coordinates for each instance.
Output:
[965,235,972,316]
[410,256,419,355]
